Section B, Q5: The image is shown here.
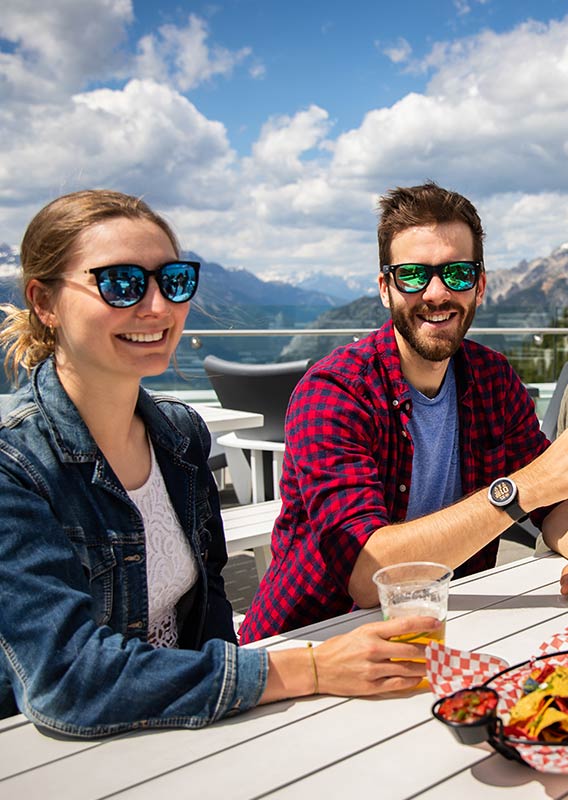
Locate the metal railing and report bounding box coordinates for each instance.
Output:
[182,326,568,338]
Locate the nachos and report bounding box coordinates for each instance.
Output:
[504,663,568,743]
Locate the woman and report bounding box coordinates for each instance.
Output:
[0,190,436,737]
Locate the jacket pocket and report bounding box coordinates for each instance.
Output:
[64,527,116,626]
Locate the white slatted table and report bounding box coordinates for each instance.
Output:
[2,553,568,799]
[190,403,263,435]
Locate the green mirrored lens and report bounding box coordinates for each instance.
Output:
[396,264,429,290]
[443,262,476,291]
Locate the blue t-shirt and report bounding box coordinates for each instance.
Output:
[405,359,462,521]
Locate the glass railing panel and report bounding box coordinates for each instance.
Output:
[140,327,568,422]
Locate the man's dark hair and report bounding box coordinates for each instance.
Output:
[377,181,485,266]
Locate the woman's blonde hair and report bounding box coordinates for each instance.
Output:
[0,189,179,384]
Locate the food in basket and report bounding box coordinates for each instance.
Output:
[503,664,568,742]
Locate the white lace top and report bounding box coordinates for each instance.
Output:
[127,440,198,648]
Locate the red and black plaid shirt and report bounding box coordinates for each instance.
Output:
[239,321,550,643]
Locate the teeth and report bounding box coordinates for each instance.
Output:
[424,314,451,322]
[120,331,164,342]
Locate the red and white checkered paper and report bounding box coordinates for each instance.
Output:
[426,628,568,773]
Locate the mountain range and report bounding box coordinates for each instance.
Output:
[281,245,568,361]
[2,242,567,315]
[0,242,566,388]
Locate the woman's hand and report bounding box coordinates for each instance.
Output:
[259,615,441,704]
[313,615,440,696]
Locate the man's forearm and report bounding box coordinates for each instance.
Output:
[349,435,568,607]
[348,486,515,606]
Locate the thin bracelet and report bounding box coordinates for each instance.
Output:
[307,641,319,694]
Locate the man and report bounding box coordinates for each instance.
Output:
[239,182,568,644]
[100,268,124,303]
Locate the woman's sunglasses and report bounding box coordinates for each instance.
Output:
[86,260,200,308]
[381,261,482,294]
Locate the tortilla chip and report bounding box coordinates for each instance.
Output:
[530,706,568,739]
[509,692,552,725]
[507,666,568,743]
[546,668,568,698]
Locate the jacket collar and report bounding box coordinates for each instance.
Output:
[31,358,185,463]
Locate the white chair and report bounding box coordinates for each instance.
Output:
[203,355,312,504]
[222,499,281,578]
[216,432,284,503]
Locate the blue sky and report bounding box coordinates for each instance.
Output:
[1,0,568,281]
[145,0,564,155]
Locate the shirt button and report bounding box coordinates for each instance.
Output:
[399,484,407,492]
[402,430,408,438]
[392,399,399,407]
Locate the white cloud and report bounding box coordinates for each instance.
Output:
[1,6,568,282]
[480,192,568,269]
[453,0,489,15]
[134,13,251,91]
[0,0,133,102]
[168,202,377,280]
[250,106,333,182]
[330,18,568,197]
[380,37,412,64]
[453,0,471,15]
[249,62,266,80]
[233,16,568,273]
[0,80,236,208]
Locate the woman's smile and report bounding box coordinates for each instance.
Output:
[117,330,168,343]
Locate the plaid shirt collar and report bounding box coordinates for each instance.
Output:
[377,318,476,409]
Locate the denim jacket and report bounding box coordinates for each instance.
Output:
[0,358,267,736]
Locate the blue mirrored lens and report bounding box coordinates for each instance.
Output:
[98,267,144,307]
[159,263,197,303]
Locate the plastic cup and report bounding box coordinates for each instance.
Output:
[372,561,453,648]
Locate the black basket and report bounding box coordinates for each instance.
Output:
[432,650,568,769]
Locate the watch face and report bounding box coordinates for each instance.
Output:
[490,478,516,506]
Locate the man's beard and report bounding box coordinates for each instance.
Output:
[388,286,477,362]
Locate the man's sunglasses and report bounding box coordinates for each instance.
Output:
[86,260,200,308]
[381,261,482,294]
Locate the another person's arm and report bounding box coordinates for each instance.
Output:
[558,385,568,437]
[541,475,568,596]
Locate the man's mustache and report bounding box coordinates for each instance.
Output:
[413,303,460,315]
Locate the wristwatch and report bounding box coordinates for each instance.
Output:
[487,477,527,522]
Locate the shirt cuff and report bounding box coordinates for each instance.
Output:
[215,642,269,719]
